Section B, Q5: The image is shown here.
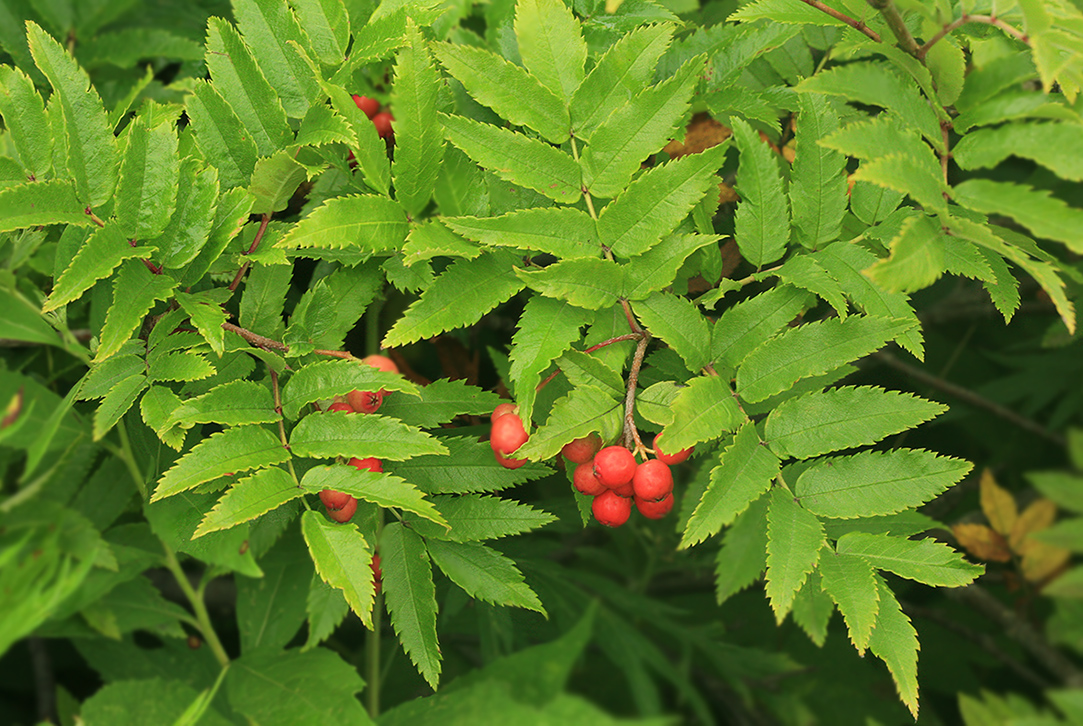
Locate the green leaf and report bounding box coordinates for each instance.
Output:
[96,260,179,361]
[406,494,555,542]
[598,143,727,259]
[867,575,919,719]
[791,570,833,647]
[390,437,553,495]
[228,648,373,725]
[193,467,301,538]
[381,522,441,689]
[515,385,623,461]
[853,152,948,217]
[94,373,148,440]
[44,226,150,312]
[773,254,848,318]
[295,101,356,148]
[79,678,233,726]
[426,539,545,614]
[623,232,721,301]
[151,425,290,501]
[236,534,311,653]
[248,151,308,215]
[174,290,227,355]
[0,287,60,347]
[377,379,501,429]
[715,494,769,604]
[681,421,780,549]
[441,114,581,203]
[765,386,947,460]
[281,358,417,419]
[659,375,742,452]
[710,284,808,367]
[736,316,915,404]
[581,55,703,199]
[953,179,1083,254]
[517,257,624,310]
[514,0,586,103]
[156,159,219,270]
[204,17,291,157]
[570,23,674,141]
[790,93,846,250]
[0,65,52,179]
[301,510,376,628]
[730,0,849,25]
[170,379,279,429]
[185,79,259,190]
[232,0,320,118]
[731,116,789,266]
[444,207,597,259]
[392,22,446,217]
[402,220,481,264]
[865,214,950,293]
[300,465,447,526]
[289,0,349,65]
[633,291,711,373]
[509,295,589,425]
[954,122,1083,182]
[836,532,983,587]
[115,112,179,239]
[765,488,825,623]
[433,41,569,145]
[815,242,924,359]
[818,548,879,654]
[26,21,117,207]
[304,578,349,650]
[277,194,408,251]
[796,449,972,519]
[0,180,88,232]
[288,411,447,461]
[383,251,526,347]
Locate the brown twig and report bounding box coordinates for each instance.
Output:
[870,351,1067,447]
[229,213,271,292]
[797,0,881,42]
[221,321,288,352]
[621,333,652,453]
[535,334,642,392]
[918,14,1029,59]
[866,0,920,56]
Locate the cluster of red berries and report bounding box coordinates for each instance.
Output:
[351,94,393,139]
[318,354,399,524]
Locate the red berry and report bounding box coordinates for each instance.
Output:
[592,490,632,527]
[347,389,384,413]
[491,403,518,422]
[372,111,393,138]
[352,94,379,119]
[633,459,673,502]
[327,401,353,414]
[612,480,635,498]
[635,493,674,520]
[371,554,383,595]
[653,433,692,465]
[573,462,607,496]
[495,449,527,469]
[491,413,528,455]
[348,456,383,473]
[561,433,602,464]
[362,354,398,374]
[327,496,358,523]
[593,446,636,489]
[320,489,353,510]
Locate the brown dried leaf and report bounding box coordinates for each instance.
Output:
[1020,538,1071,584]
[718,183,739,205]
[664,113,731,160]
[952,523,1012,563]
[1010,498,1058,551]
[980,469,1018,536]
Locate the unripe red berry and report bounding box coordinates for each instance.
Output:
[490,413,528,455]
[327,401,353,414]
[347,389,384,413]
[491,403,518,422]
[371,554,383,595]
[653,433,692,465]
[320,489,353,511]
[372,111,393,138]
[635,493,674,520]
[327,496,358,522]
[592,490,632,527]
[573,462,607,496]
[593,446,636,489]
[633,459,674,502]
[352,94,380,119]
[494,450,527,469]
[562,433,602,464]
[348,456,383,473]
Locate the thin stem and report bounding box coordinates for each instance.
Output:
[229,213,271,293]
[365,293,386,357]
[535,334,642,392]
[269,368,301,485]
[86,209,106,228]
[867,0,920,55]
[940,120,952,188]
[222,321,288,352]
[313,348,358,360]
[621,333,651,454]
[918,14,1029,58]
[163,545,230,668]
[619,299,643,335]
[115,420,147,499]
[798,0,881,42]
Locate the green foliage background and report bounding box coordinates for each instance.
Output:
[1,0,1083,724]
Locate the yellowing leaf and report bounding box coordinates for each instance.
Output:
[952,523,1012,563]
[980,469,1017,536]
[1010,498,1058,551]
[1020,538,1071,585]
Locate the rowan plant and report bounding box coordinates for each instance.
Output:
[2,0,1083,723]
